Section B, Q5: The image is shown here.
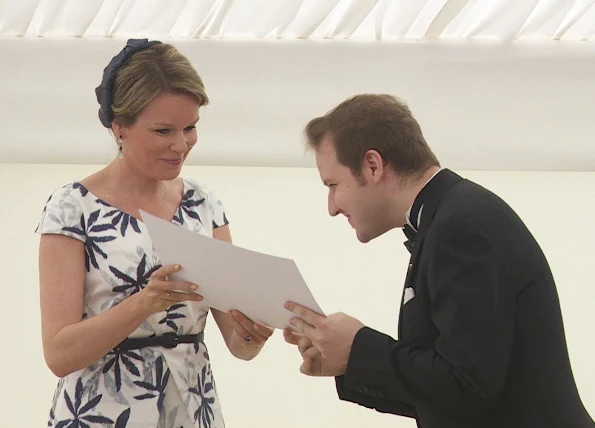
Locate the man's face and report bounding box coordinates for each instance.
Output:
[315,137,395,243]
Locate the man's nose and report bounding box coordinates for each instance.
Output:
[328,193,339,217]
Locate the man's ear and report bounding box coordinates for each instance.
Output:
[363,149,385,184]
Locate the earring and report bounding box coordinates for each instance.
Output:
[117,137,124,159]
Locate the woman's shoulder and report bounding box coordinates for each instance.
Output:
[180,176,229,226]
[180,177,219,202]
[35,181,96,239]
[43,181,94,208]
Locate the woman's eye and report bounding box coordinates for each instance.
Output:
[155,129,169,135]
[184,126,196,132]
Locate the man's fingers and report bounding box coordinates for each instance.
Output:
[289,317,316,338]
[300,357,315,376]
[300,357,311,374]
[300,342,319,359]
[297,336,314,355]
[284,301,325,327]
[283,328,301,345]
[284,329,316,356]
[284,329,314,355]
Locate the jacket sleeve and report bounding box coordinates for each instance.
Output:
[335,327,417,416]
[335,372,416,417]
[339,217,515,415]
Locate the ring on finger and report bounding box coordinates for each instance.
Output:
[244,334,252,342]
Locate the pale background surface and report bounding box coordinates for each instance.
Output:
[2,38,595,171]
[0,164,593,427]
[2,1,595,425]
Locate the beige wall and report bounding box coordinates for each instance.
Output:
[1,163,593,427]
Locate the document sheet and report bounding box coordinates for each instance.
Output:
[140,210,325,330]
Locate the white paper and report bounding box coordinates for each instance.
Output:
[140,210,324,330]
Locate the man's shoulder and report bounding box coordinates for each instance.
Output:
[429,178,536,255]
[440,177,514,220]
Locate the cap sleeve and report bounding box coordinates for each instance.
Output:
[206,188,229,229]
[35,183,88,242]
[183,178,229,230]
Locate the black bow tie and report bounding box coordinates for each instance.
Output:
[402,224,417,254]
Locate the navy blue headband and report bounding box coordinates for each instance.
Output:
[95,38,162,128]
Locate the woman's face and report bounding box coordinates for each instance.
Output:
[114,92,200,181]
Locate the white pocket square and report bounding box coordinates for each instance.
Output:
[403,287,415,305]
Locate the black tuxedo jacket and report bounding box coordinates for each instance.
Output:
[335,169,594,428]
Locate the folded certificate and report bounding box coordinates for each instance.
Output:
[140,210,324,330]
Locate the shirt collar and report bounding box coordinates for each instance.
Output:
[406,167,444,231]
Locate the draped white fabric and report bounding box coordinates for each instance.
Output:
[0,0,594,41]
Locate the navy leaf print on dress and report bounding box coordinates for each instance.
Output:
[111,255,160,296]
[114,408,131,428]
[62,213,86,240]
[72,182,89,197]
[133,357,170,412]
[189,365,216,428]
[55,378,113,428]
[173,189,205,225]
[97,199,142,237]
[212,211,230,229]
[158,303,187,331]
[102,349,144,392]
[39,178,228,426]
[84,209,117,272]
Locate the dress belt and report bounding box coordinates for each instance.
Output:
[114,332,204,351]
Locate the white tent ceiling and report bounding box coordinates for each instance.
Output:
[2,0,595,41]
[1,0,594,171]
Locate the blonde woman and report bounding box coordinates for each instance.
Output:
[36,39,272,428]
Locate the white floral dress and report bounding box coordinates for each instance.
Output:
[36,177,229,428]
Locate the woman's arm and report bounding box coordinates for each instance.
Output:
[39,234,201,377]
[211,225,273,360]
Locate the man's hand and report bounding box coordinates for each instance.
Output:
[283,329,344,376]
[283,301,365,377]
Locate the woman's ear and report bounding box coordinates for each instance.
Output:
[111,121,125,140]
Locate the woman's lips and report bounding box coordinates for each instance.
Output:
[162,158,182,166]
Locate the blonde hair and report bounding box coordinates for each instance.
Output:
[110,43,208,127]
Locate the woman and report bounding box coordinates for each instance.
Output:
[36,38,273,428]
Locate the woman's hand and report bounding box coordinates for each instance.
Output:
[138,264,203,316]
[228,310,274,346]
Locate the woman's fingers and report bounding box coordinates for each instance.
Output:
[147,265,200,294]
[162,280,199,293]
[253,323,274,339]
[229,310,269,342]
[150,263,182,280]
[163,289,203,302]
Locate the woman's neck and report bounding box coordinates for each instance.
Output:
[101,159,172,203]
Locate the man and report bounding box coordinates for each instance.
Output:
[284,94,594,428]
